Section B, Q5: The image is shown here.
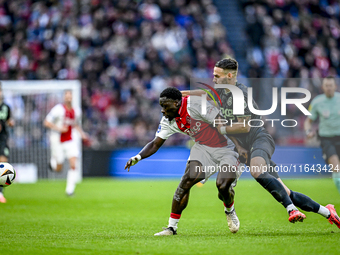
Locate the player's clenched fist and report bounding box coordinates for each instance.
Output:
[124,155,142,172]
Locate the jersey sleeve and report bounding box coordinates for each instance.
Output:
[308,98,318,121]
[155,117,177,140]
[45,105,61,123]
[187,96,219,124]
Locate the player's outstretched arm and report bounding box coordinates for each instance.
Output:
[124,137,165,172]
[181,90,206,97]
[304,117,315,139]
[215,115,251,135]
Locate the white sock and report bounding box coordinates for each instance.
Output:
[318,205,331,218]
[225,203,235,213]
[50,158,57,171]
[168,217,180,231]
[286,204,298,213]
[66,169,77,195]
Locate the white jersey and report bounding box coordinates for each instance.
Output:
[156,96,234,149]
[45,104,81,143]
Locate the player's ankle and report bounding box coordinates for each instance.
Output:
[286,204,298,214]
[224,202,234,213]
[169,213,181,230]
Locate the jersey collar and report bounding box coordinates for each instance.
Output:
[176,97,187,121]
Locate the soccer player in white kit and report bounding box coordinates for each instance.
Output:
[44,90,88,196]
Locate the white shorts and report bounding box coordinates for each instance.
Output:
[189,143,240,182]
[51,139,79,164]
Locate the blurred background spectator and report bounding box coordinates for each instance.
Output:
[242,0,340,145]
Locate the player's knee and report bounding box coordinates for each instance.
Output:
[250,156,265,167]
[179,178,195,191]
[250,170,262,178]
[56,164,63,172]
[216,177,235,192]
[250,157,267,178]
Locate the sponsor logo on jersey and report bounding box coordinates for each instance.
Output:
[183,122,201,137]
[220,107,236,120]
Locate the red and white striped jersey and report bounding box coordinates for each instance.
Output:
[45,104,81,143]
[156,96,231,148]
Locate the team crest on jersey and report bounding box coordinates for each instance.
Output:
[227,97,232,106]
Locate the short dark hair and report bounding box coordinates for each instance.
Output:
[160,87,182,101]
[215,58,238,71]
[325,75,335,80]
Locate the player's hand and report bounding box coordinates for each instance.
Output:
[306,130,316,139]
[236,146,248,164]
[7,119,14,127]
[81,132,89,140]
[124,155,142,172]
[59,126,68,133]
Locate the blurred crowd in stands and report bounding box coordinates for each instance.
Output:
[242,0,340,144]
[0,0,339,148]
[0,0,232,147]
[244,0,340,79]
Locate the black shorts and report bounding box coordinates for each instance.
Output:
[320,136,340,161]
[249,132,275,166]
[0,140,9,158]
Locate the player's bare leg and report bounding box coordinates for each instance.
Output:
[328,155,340,194]
[216,164,239,233]
[55,163,63,172]
[49,157,63,172]
[154,160,205,236]
[250,156,306,223]
[65,156,78,196]
[0,155,8,203]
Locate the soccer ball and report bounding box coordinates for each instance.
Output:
[0,163,16,187]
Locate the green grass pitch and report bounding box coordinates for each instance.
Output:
[0,178,339,255]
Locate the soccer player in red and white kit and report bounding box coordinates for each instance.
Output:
[44,90,88,196]
[125,87,243,235]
